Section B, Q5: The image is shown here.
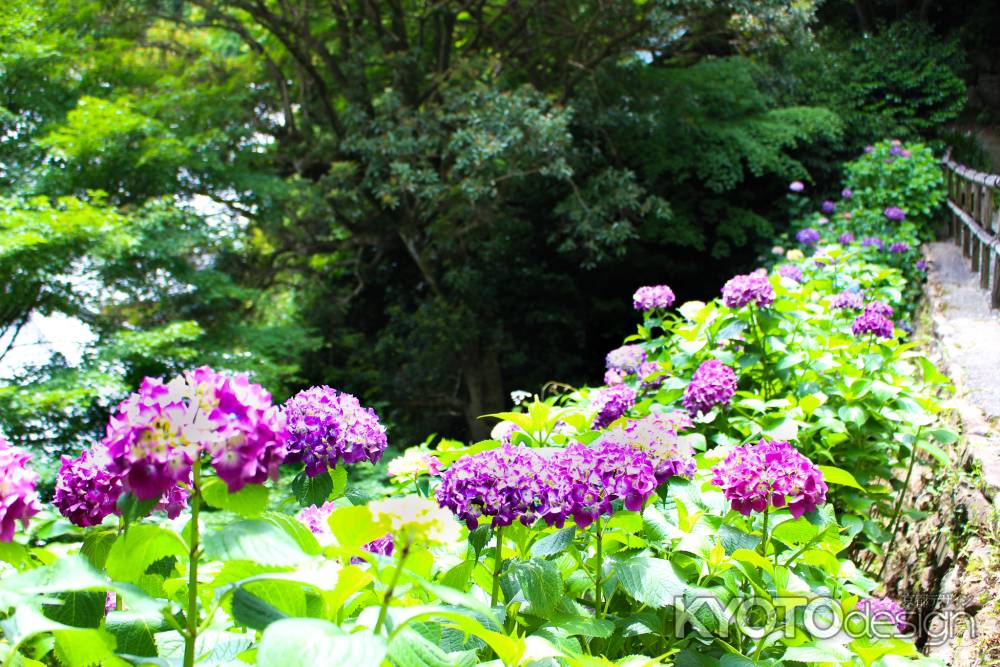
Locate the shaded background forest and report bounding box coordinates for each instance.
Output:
[1,0,996,476]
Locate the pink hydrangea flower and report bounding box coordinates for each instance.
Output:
[711,439,827,518]
[0,438,41,541]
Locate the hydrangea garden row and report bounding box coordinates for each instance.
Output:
[0,139,952,666]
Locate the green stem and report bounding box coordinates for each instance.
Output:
[594,524,604,619]
[490,525,504,608]
[879,428,922,578]
[750,306,772,400]
[115,516,124,611]
[759,505,770,559]
[183,460,202,667]
[374,539,411,634]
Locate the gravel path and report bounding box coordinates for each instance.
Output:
[926,241,1000,419]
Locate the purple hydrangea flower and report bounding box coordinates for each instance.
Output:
[541,441,657,528]
[861,236,885,250]
[721,269,775,309]
[54,447,122,527]
[889,242,910,254]
[590,385,637,429]
[865,301,894,319]
[490,421,523,445]
[632,285,676,311]
[606,344,647,374]
[852,311,895,339]
[838,232,855,245]
[789,181,805,193]
[856,597,908,633]
[683,360,738,416]
[916,259,928,271]
[795,228,820,246]
[710,439,827,518]
[884,207,906,222]
[817,216,829,226]
[604,369,626,386]
[283,386,387,477]
[864,145,874,153]
[435,444,548,529]
[602,414,696,484]
[637,361,665,388]
[901,149,912,158]
[831,291,864,310]
[841,188,853,199]
[776,264,804,283]
[821,200,836,214]
[104,368,288,499]
[0,438,41,541]
[889,144,903,156]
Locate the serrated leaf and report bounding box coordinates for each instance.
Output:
[530,527,576,558]
[116,493,157,530]
[231,587,288,631]
[256,619,386,667]
[616,557,689,609]
[53,628,117,667]
[203,520,309,567]
[105,611,167,657]
[201,479,269,518]
[291,471,333,507]
[818,465,865,490]
[42,591,106,629]
[80,530,117,571]
[155,629,252,666]
[106,526,186,583]
[261,512,322,556]
[387,627,453,667]
[507,559,562,616]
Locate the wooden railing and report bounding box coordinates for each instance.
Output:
[942,149,1000,307]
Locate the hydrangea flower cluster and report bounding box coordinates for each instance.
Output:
[683,360,738,416]
[841,188,853,199]
[387,448,440,479]
[831,290,865,310]
[721,269,775,309]
[369,496,461,546]
[602,414,696,484]
[0,438,41,541]
[789,181,805,193]
[637,361,665,388]
[821,200,836,214]
[604,369,626,386]
[795,228,820,245]
[889,242,910,254]
[632,285,675,311]
[838,232,855,245]
[856,597,908,633]
[861,236,885,250]
[916,259,928,272]
[776,264,803,283]
[542,441,657,528]
[711,439,828,518]
[283,385,387,477]
[435,444,549,529]
[605,344,647,374]
[865,301,894,319]
[852,310,895,339]
[884,207,906,222]
[590,384,637,429]
[104,368,287,499]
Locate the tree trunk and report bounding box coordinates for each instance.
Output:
[461,343,505,441]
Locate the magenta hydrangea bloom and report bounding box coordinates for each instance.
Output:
[789,181,805,193]
[864,301,894,319]
[841,188,853,199]
[795,228,820,246]
[838,232,855,245]
[831,290,864,310]
[590,385,637,429]
[605,344,647,374]
[602,414,696,484]
[884,207,906,222]
[721,269,775,309]
[283,386,387,477]
[637,361,665,388]
[864,145,874,153]
[856,597,908,633]
[852,311,895,339]
[889,242,910,254]
[889,144,903,156]
[683,360,738,416]
[541,441,657,528]
[104,368,287,499]
[435,444,548,529]
[632,285,676,311]
[776,264,803,283]
[711,439,827,518]
[821,200,836,214]
[916,259,928,271]
[54,447,122,527]
[604,369,626,386]
[861,236,885,250]
[0,438,41,541]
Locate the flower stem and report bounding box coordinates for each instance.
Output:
[879,428,922,579]
[594,524,604,619]
[183,460,202,667]
[490,525,504,608]
[759,505,770,559]
[750,305,771,400]
[374,539,410,634]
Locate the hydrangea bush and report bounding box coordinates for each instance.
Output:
[0,141,953,667]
